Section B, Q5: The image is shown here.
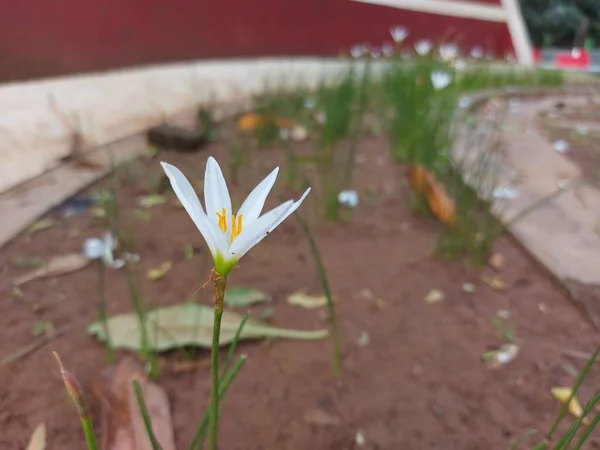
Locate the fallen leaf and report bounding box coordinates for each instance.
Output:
[259,307,275,321]
[551,387,590,425]
[13,256,46,268]
[462,283,476,293]
[406,165,455,225]
[28,219,55,234]
[488,253,505,271]
[357,331,370,347]
[133,209,151,221]
[483,343,519,369]
[481,275,507,291]
[287,292,328,309]
[147,260,172,281]
[237,113,292,131]
[11,286,24,299]
[89,207,106,219]
[14,253,91,286]
[425,289,445,304]
[25,423,46,450]
[32,321,55,337]
[91,358,176,450]
[224,287,270,307]
[355,430,367,447]
[138,194,167,209]
[303,408,342,427]
[88,303,329,352]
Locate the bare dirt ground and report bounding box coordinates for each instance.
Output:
[1,131,599,450]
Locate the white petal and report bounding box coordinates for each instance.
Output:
[236,167,279,225]
[83,238,105,259]
[204,157,232,239]
[229,188,311,260]
[161,161,227,256]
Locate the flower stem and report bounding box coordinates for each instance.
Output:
[132,379,163,450]
[97,261,113,364]
[81,416,99,450]
[209,270,227,450]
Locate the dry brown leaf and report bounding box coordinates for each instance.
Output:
[551,387,590,425]
[147,260,172,282]
[303,408,342,427]
[28,219,56,234]
[14,253,91,286]
[287,292,328,309]
[406,165,455,226]
[481,275,507,291]
[424,289,445,304]
[237,113,292,131]
[25,423,46,450]
[91,358,176,450]
[488,253,505,271]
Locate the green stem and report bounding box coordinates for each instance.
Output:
[97,261,113,364]
[295,212,342,378]
[132,379,163,450]
[192,356,246,450]
[209,273,227,450]
[81,416,98,450]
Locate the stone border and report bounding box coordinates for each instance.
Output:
[454,86,600,286]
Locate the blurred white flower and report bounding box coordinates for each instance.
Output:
[370,48,381,58]
[83,232,125,268]
[458,96,471,108]
[452,58,467,71]
[492,187,518,200]
[430,71,453,90]
[381,42,394,57]
[470,46,484,58]
[439,44,459,61]
[414,40,433,55]
[338,190,359,209]
[553,140,569,153]
[161,158,310,276]
[350,45,363,58]
[389,26,409,43]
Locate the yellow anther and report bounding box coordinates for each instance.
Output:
[216,208,227,233]
[230,214,243,243]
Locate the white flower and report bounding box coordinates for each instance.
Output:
[430,71,452,90]
[338,190,359,209]
[470,46,484,58]
[381,42,394,57]
[370,48,381,59]
[438,44,458,61]
[414,40,433,55]
[389,26,408,43]
[350,45,363,59]
[83,232,125,268]
[452,58,466,71]
[161,157,310,276]
[553,140,569,153]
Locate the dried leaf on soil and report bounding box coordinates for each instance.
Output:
[138,194,167,209]
[28,219,55,234]
[224,287,270,307]
[287,292,328,309]
[481,275,507,291]
[147,260,172,281]
[406,165,456,226]
[90,358,176,450]
[303,408,342,427]
[25,423,46,450]
[237,113,292,131]
[424,289,445,304]
[88,303,329,352]
[14,253,91,286]
[488,253,505,271]
[462,283,476,293]
[483,343,519,369]
[551,387,590,425]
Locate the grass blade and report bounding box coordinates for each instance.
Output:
[132,379,163,450]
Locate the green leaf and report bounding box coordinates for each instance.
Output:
[88,303,328,352]
[224,287,269,307]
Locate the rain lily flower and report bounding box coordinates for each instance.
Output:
[470,46,484,58]
[430,71,453,90]
[452,58,467,70]
[338,190,359,209]
[389,26,409,43]
[350,45,363,59]
[83,232,125,268]
[438,44,459,61]
[161,157,310,276]
[381,42,394,57]
[414,40,433,55]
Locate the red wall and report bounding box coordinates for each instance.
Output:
[0,0,512,82]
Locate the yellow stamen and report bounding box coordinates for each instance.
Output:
[216,208,243,243]
[216,208,227,233]
[231,213,243,243]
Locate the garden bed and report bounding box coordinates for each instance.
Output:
[1,124,599,449]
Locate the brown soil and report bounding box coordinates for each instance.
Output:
[1,131,599,450]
